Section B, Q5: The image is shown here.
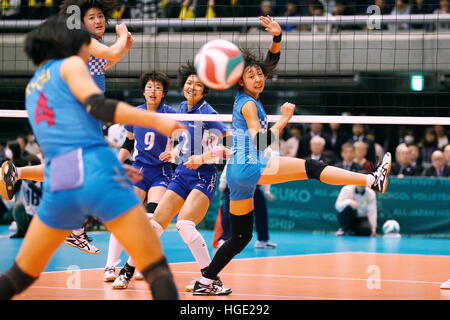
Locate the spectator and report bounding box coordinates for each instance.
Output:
[6,140,27,167]
[309,1,332,33]
[354,140,374,173]
[444,144,450,165]
[282,0,301,32]
[408,143,424,175]
[15,136,31,159]
[326,122,349,159]
[24,134,41,158]
[247,0,273,33]
[0,143,8,164]
[423,150,450,177]
[434,125,449,149]
[305,135,337,164]
[388,0,411,32]
[433,0,450,31]
[284,125,302,157]
[332,0,359,31]
[334,142,364,172]
[347,123,376,164]
[373,0,391,15]
[319,0,336,14]
[419,127,438,166]
[10,155,42,238]
[391,144,419,176]
[335,185,377,237]
[1,0,23,19]
[366,129,385,164]
[410,0,431,29]
[297,123,331,159]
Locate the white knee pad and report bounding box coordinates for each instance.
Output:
[176,220,200,245]
[150,218,164,237]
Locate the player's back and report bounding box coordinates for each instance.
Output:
[25,58,107,162]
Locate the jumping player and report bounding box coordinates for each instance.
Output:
[190,16,392,295]
[0,16,182,300]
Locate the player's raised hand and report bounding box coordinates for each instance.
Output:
[280,102,295,119]
[125,32,134,51]
[115,23,129,37]
[259,15,282,36]
[123,164,143,183]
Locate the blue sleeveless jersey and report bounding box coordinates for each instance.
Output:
[89,38,107,91]
[124,103,176,166]
[177,99,227,165]
[25,59,107,162]
[230,90,269,164]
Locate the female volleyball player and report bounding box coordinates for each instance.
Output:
[1,0,134,254]
[0,16,183,300]
[145,61,232,295]
[103,71,177,289]
[190,15,392,295]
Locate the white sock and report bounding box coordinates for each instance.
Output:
[366,174,375,187]
[72,228,84,236]
[105,234,124,268]
[199,276,214,285]
[151,219,164,237]
[176,220,211,270]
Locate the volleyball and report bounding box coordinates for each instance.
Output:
[194,39,244,90]
[382,220,400,234]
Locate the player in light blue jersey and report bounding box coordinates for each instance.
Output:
[144,62,232,295]
[102,71,177,289]
[0,16,183,300]
[192,16,392,295]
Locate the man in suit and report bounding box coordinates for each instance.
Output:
[347,124,376,164]
[334,142,364,172]
[423,150,450,177]
[325,123,349,160]
[297,123,331,159]
[305,135,336,165]
[391,144,419,177]
[444,144,450,166]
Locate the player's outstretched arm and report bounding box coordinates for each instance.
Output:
[61,56,184,137]
[259,15,282,54]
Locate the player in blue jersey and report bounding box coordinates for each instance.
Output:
[101,71,177,289]
[143,62,232,295]
[189,16,392,295]
[1,0,134,254]
[0,16,183,300]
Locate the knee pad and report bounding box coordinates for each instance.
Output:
[1,263,37,299]
[142,257,178,300]
[227,212,254,254]
[145,202,158,214]
[176,220,200,245]
[305,159,327,180]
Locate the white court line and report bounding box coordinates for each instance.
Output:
[173,271,442,285]
[26,285,358,300]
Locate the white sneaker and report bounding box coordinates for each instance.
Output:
[254,240,277,249]
[370,152,392,194]
[103,267,117,282]
[64,232,100,254]
[111,274,131,289]
[8,221,17,232]
[134,270,144,280]
[440,279,450,289]
[335,228,345,236]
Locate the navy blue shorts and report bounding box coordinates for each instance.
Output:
[167,164,217,202]
[132,161,172,192]
[38,146,141,230]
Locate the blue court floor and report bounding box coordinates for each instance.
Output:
[1,225,449,273]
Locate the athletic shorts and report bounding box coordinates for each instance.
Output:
[132,161,172,192]
[38,146,141,230]
[227,152,269,201]
[167,164,217,202]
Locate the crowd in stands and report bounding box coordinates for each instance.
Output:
[276,123,450,177]
[2,0,450,32]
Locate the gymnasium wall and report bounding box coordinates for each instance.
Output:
[199,177,450,238]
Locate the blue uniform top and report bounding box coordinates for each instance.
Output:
[177,99,228,166]
[25,59,107,163]
[231,90,268,164]
[124,103,176,166]
[88,38,107,92]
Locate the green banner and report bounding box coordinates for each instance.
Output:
[200,177,450,238]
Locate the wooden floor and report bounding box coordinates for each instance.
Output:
[14,252,450,300]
